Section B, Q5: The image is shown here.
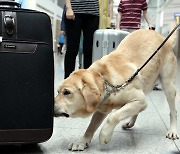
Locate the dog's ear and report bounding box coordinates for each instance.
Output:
[81,84,100,113]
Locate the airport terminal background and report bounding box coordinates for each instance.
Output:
[24,0,180,56]
[0,0,180,153]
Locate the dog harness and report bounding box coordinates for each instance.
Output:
[100,71,138,104]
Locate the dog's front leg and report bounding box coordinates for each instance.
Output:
[68,111,107,151]
[99,98,147,145]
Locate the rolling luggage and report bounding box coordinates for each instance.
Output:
[0,1,54,144]
[92,29,129,62]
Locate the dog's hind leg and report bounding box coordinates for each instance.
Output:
[122,114,138,129]
[161,80,179,140]
[160,55,179,140]
[99,91,147,145]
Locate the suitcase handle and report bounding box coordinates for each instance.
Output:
[0,1,21,8]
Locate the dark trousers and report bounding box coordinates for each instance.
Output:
[58,42,64,54]
[64,13,99,79]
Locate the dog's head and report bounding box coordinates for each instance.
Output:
[54,69,103,118]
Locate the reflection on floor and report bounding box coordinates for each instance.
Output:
[0,53,180,154]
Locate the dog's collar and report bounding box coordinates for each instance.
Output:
[89,68,139,104]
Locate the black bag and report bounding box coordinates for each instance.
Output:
[0,1,54,144]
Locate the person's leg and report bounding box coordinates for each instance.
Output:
[64,14,82,78]
[78,35,83,69]
[57,43,60,55]
[82,14,99,69]
[59,43,64,54]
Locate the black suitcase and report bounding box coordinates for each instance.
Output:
[0,1,54,144]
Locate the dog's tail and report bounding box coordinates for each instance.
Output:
[168,21,179,48]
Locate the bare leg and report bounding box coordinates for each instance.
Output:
[68,111,107,151]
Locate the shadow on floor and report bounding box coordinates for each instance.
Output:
[0,144,43,154]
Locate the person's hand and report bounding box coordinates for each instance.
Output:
[110,21,116,29]
[66,8,75,20]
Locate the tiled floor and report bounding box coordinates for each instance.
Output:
[0,53,180,154]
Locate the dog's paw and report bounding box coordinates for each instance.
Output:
[122,121,134,130]
[99,124,114,145]
[99,131,112,145]
[68,137,90,151]
[166,130,179,140]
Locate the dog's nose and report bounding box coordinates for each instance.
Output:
[54,112,70,118]
[62,113,69,117]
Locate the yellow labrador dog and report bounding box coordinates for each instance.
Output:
[54,29,179,151]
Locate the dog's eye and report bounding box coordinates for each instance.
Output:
[63,89,71,96]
